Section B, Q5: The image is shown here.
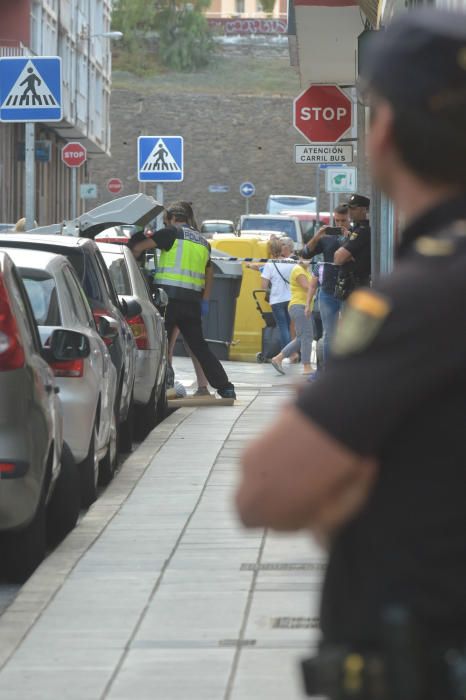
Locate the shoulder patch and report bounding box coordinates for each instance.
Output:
[350,232,359,241]
[332,290,391,357]
[415,236,455,256]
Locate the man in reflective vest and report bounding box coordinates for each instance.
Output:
[129,202,236,400]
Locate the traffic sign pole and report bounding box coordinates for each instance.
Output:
[25,122,35,231]
[156,184,164,230]
[71,168,77,220]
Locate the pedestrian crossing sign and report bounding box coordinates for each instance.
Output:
[138,136,184,183]
[0,57,62,123]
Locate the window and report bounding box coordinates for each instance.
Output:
[235,0,245,13]
[66,267,95,327]
[21,272,61,327]
[100,253,132,296]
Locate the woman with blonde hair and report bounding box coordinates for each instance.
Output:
[260,236,293,347]
[271,257,314,376]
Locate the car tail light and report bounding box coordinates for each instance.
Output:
[0,274,25,371]
[93,308,115,346]
[0,463,15,474]
[50,358,84,378]
[128,314,149,350]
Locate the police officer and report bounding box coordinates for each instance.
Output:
[333,194,371,300]
[130,202,236,400]
[236,8,466,699]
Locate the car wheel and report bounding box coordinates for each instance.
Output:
[118,392,134,453]
[46,442,80,547]
[135,384,157,441]
[155,373,168,425]
[1,495,47,584]
[99,411,118,486]
[78,424,98,509]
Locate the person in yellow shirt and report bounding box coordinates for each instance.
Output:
[271,259,314,375]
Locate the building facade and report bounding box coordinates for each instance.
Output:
[0,0,113,225]
[206,0,287,19]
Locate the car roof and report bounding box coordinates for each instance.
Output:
[202,219,234,225]
[0,233,96,251]
[96,242,126,254]
[242,214,297,220]
[268,195,315,200]
[0,246,68,273]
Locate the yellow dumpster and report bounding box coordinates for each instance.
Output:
[211,236,272,362]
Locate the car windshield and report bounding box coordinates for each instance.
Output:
[267,196,316,214]
[201,223,234,234]
[21,271,61,326]
[242,218,298,241]
[101,252,132,295]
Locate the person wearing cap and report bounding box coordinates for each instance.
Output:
[333,194,371,299]
[129,202,236,400]
[236,8,466,698]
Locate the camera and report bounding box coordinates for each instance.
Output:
[325,227,343,236]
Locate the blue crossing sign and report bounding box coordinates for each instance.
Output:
[138,136,184,183]
[240,182,255,198]
[0,57,62,123]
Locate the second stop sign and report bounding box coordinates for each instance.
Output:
[294,85,352,143]
[62,142,87,168]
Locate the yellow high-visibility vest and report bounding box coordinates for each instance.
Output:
[155,226,209,298]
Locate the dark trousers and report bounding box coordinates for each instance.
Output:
[165,299,233,391]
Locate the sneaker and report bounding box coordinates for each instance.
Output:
[306,371,320,383]
[194,387,211,397]
[218,387,237,400]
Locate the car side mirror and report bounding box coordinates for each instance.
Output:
[119,296,142,318]
[97,314,120,340]
[46,329,90,361]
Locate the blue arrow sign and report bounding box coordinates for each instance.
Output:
[138,136,184,183]
[240,181,255,198]
[0,57,62,123]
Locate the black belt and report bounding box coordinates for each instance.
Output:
[302,635,466,700]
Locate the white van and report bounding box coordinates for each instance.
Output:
[266,195,316,215]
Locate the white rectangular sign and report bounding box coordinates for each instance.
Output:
[80,183,98,200]
[325,166,357,194]
[295,144,353,164]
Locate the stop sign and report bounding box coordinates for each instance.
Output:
[62,142,87,168]
[293,85,352,144]
[107,178,123,195]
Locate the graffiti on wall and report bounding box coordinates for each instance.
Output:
[208,18,288,35]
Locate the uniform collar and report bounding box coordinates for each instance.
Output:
[397,194,466,258]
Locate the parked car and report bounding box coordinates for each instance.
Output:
[0,234,138,454]
[266,195,317,215]
[0,251,83,582]
[3,248,119,507]
[200,220,236,238]
[239,215,304,248]
[97,242,168,438]
[0,224,15,233]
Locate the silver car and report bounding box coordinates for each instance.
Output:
[4,248,119,508]
[97,242,168,437]
[0,251,83,582]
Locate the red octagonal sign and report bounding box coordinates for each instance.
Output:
[107,178,123,195]
[293,85,352,144]
[62,141,87,168]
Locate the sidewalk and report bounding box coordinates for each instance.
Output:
[0,360,325,700]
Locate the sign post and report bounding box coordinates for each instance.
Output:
[62,141,87,220]
[0,56,62,230]
[25,123,35,230]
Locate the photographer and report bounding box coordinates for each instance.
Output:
[302,205,351,367]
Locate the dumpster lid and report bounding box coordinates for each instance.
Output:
[210,248,243,277]
[30,194,164,239]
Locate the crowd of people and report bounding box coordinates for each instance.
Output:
[256,195,372,379]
